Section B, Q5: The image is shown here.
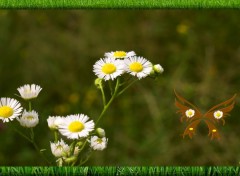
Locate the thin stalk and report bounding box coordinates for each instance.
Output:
[29,101,32,111]
[70,140,77,156]
[95,78,120,126]
[15,129,51,164]
[54,131,58,143]
[100,84,106,106]
[108,80,114,95]
[117,79,138,97]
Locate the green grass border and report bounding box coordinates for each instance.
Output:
[0,167,239,175]
[0,0,240,8]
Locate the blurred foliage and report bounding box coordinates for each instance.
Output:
[0,10,239,166]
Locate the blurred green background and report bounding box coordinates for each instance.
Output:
[0,10,239,166]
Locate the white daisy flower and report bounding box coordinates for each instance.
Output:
[93,58,125,81]
[104,51,136,59]
[89,136,108,151]
[18,110,39,128]
[58,114,95,139]
[214,110,223,119]
[185,109,195,118]
[47,116,64,130]
[50,139,70,158]
[17,84,42,100]
[0,98,23,123]
[124,56,152,79]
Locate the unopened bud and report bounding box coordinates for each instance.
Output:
[64,156,77,163]
[153,64,164,74]
[96,128,105,137]
[94,78,103,89]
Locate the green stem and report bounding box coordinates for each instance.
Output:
[95,78,120,126]
[79,151,93,166]
[15,129,51,165]
[29,101,32,111]
[100,84,106,106]
[54,131,58,143]
[108,80,113,95]
[70,140,77,156]
[117,79,138,97]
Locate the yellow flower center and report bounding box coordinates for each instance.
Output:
[113,51,126,58]
[187,111,193,116]
[215,112,221,118]
[24,89,31,94]
[102,63,116,74]
[68,121,84,132]
[56,145,63,150]
[0,106,14,118]
[96,138,103,144]
[129,62,143,72]
[212,129,217,133]
[26,116,34,120]
[189,127,194,131]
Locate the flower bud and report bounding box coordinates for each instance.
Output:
[96,128,105,137]
[94,78,103,89]
[153,64,164,74]
[64,156,77,163]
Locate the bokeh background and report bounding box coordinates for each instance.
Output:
[0,10,239,166]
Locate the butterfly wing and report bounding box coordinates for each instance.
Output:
[174,90,202,122]
[182,119,201,139]
[204,94,236,125]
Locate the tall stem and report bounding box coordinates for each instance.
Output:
[95,78,120,126]
[29,101,32,111]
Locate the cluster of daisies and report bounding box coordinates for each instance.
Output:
[0,84,41,126]
[0,84,107,165]
[47,114,108,164]
[93,51,164,81]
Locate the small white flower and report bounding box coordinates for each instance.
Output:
[47,116,64,130]
[0,98,23,123]
[58,114,95,139]
[18,110,39,128]
[185,109,195,118]
[93,58,125,81]
[104,51,136,59]
[214,110,223,119]
[17,84,42,100]
[89,136,108,151]
[124,56,152,79]
[50,139,70,158]
[153,64,164,74]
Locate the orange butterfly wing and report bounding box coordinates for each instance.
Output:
[174,90,202,122]
[204,94,236,125]
[203,94,236,140]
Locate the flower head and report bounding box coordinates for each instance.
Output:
[18,110,39,128]
[153,64,164,74]
[89,136,108,151]
[185,109,195,118]
[104,51,136,59]
[214,110,223,119]
[58,114,95,139]
[50,139,70,158]
[17,84,42,100]
[93,58,125,81]
[124,56,152,79]
[47,116,64,130]
[0,98,22,123]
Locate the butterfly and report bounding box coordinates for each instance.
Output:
[174,90,236,140]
